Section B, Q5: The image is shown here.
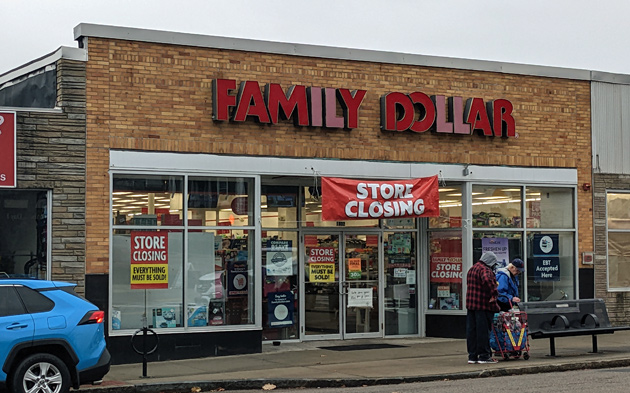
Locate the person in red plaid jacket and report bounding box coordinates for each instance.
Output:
[466,251,500,364]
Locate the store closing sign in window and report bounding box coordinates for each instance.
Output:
[130,231,169,289]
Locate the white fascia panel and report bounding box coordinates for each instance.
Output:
[110,150,577,185]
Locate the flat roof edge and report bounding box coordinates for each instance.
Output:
[74,23,592,81]
[591,71,630,85]
[0,46,86,86]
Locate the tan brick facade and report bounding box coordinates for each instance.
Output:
[83,37,593,274]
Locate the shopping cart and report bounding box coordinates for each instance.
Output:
[490,308,530,360]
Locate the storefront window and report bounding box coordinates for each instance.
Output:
[261,231,299,340]
[607,193,630,230]
[384,231,417,334]
[0,190,48,279]
[607,193,630,290]
[111,229,184,330]
[188,177,253,227]
[526,187,574,229]
[301,186,378,228]
[261,185,299,229]
[429,184,462,229]
[428,230,462,311]
[472,185,522,228]
[112,175,183,226]
[111,174,255,331]
[526,232,574,301]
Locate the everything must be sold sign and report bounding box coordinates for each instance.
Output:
[130,231,169,289]
[0,112,16,188]
[308,247,335,282]
[321,176,439,221]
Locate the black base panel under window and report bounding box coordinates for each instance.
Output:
[425,314,466,338]
[108,329,262,364]
[319,343,406,351]
[579,268,594,299]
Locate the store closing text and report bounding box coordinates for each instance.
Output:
[345,182,425,218]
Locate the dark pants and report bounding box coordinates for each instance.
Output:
[466,309,494,361]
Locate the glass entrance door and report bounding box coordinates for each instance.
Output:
[303,234,341,338]
[343,234,380,338]
[302,232,381,339]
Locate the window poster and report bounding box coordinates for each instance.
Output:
[266,239,293,276]
[429,237,462,284]
[268,291,295,327]
[482,237,509,267]
[227,260,248,296]
[347,288,372,308]
[308,247,335,282]
[130,231,169,289]
[533,234,560,282]
[348,258,362,279]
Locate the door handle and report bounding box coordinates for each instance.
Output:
[7,323,29,330]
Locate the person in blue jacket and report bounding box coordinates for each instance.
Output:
[496,258,525,312]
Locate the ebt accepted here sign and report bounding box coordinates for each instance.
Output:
[0,111,16,188]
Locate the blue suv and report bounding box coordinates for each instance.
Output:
[0,279,110,393]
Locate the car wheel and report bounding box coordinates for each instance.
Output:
[11,353,71,393]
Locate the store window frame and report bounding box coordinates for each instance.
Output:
[109,171,261,335]
[425,182,464,315]
[0,189,52,280]
[606,190,630,292]
[466,183,578,305]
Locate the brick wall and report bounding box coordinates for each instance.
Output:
[84,38,593,274]
[17,59,87,292]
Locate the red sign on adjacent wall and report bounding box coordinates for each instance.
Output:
[0,111,16,188]
[321,176,440,221]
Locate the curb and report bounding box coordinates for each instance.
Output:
[80,357,630,392]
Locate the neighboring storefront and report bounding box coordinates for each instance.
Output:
[0,47,88,290]
[1,23,597,363]
[592,78,630,325]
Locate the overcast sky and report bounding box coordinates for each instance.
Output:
[2,1,630,75]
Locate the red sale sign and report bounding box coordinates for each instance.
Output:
[321,175,439,221]
[0,112,16,188]
[130,231,169,289]
[430,237,463,284]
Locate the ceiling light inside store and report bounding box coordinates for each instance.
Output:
[440,203,462,208]
[475,196,510,200]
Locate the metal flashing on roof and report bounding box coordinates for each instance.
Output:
[0,46,86,86]
[74,23,592,82]
[590,71,630,85]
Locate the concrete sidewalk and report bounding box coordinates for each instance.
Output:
[83,330,630,392]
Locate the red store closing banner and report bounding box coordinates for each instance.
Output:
[321,175,439,221]
[0,111,16,188]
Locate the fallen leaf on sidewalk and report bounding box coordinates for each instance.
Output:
[262,383,277,390]
[191,387,201,393]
